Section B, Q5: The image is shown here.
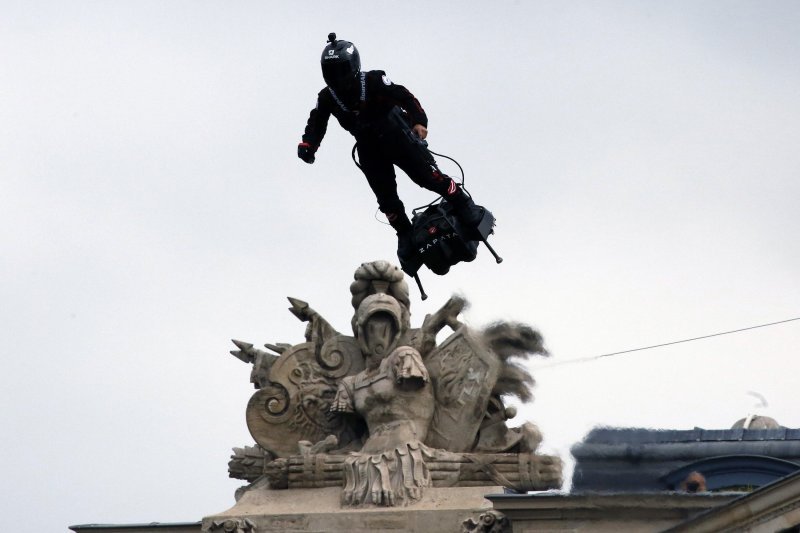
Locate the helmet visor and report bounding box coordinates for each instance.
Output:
[322,60,355,88]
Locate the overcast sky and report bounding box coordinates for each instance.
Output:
[2,1,799,531]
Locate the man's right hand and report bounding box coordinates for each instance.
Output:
[297,142,316,164]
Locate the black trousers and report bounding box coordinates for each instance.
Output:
[356,133,453,219]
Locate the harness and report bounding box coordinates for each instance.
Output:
[328,72,367,113]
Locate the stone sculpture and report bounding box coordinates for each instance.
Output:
[207,518,257,533]
[461,509,512,533]
[228,260,562,507]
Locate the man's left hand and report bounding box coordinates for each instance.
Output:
[297,142,316,164]
[412,124,427,140]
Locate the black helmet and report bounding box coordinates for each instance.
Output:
[320,32,360,90]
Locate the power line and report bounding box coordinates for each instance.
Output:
[536,316,800,369]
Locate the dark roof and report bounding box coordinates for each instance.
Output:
[579,426,800,444]
[571,426,800,492]
[69,523,201,532]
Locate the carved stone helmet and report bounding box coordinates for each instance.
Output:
[350,260,410,336]
[355,293,406,360]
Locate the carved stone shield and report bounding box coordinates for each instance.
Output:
[246,335,364,457]
[424,326,499,452]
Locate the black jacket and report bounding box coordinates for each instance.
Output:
[302,70,427,148]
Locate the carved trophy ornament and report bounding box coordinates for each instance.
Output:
[207,518,257,533]
[228,260,562,506]
[461,509,512,533]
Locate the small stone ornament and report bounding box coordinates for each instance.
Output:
[208,518,257,533]
[461,509,512,533]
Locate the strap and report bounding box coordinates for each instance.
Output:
[327,72,367,113]
[327,86,350,112]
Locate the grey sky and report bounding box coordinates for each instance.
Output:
[2,1,799,531]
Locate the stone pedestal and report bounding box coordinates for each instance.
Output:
[202,480,502,533]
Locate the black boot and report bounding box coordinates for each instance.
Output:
[387,211,420,274]
[397,228,416,263]
[446,187,485,237]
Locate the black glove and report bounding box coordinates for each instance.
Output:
[297,142,316,164]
